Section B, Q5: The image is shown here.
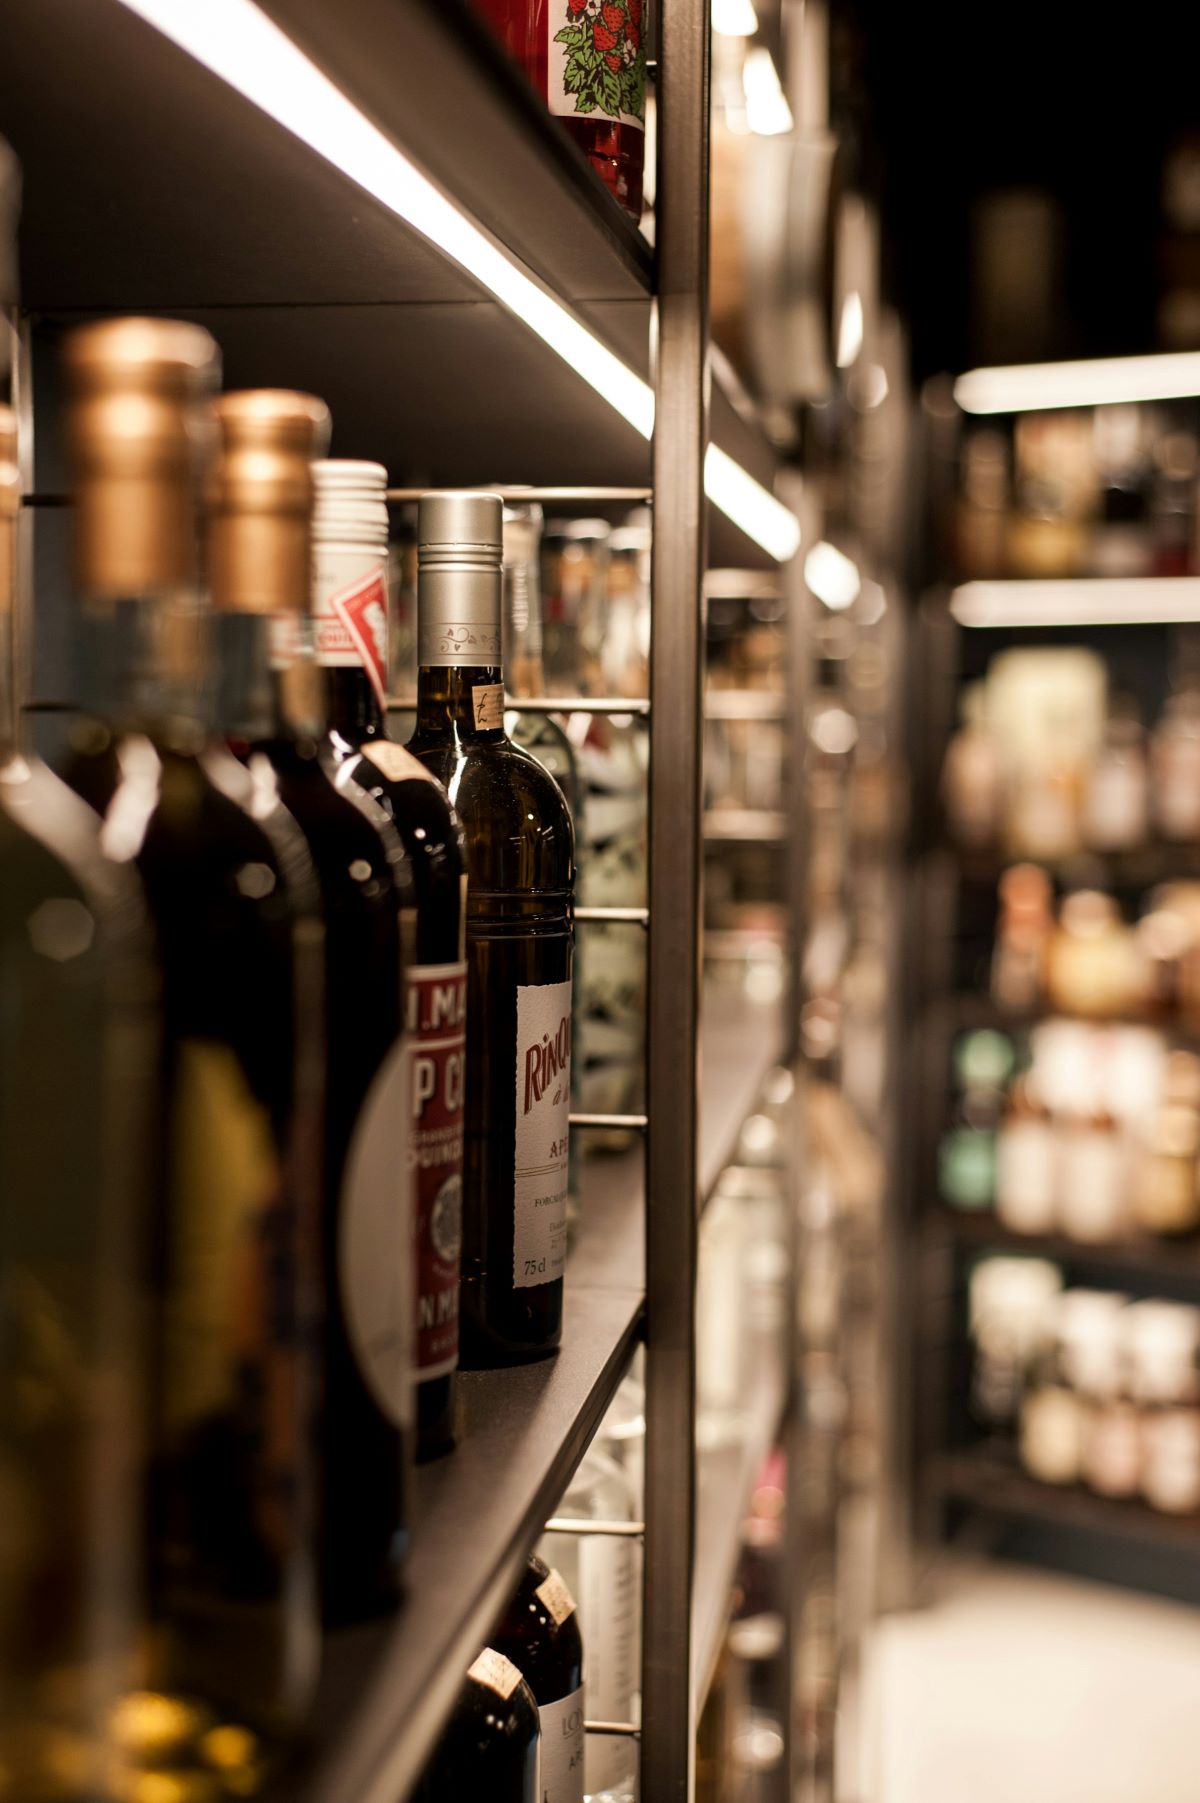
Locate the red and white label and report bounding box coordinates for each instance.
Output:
[314,549,389,707]
[513,979,572,1290]
[407,961,468,1379]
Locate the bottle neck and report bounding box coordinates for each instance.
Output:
[213,610,325,745]
[413,662,506,745]
[77,591,210,742]
[325,661,386,752]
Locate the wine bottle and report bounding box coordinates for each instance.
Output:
[408,491,575,1366]
[58,319,321,1750]
[416,1649,542,1803]
[490,1555,585,1803]
[471,0,647,221]
[0,396,158,1797]
[210,392,414,1622]
[316,460,467,1456]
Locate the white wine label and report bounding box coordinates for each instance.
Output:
[407,962,468,1380]
[546,0,646,132]
[361,739,440,787]
[339,1036,414,1429]
[538,1687,585,1803]
[468,1647,524,1701]
[313,545,389,706]
[535,1568,577,1626]
[513,980,572,1291]
[472,682,505,731]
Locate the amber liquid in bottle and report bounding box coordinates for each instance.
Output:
[57,321,321,1759]
[407,492,574,1367]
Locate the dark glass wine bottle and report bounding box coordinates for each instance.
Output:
[416,1649,542,1803]
[57,319,321,1757]
[407,492,575,1367]
[316,460,466,1456]
[489,1555,585,1803]
[210,393,414,1624]
[0,399,159,1798]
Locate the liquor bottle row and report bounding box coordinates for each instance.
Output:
[943,1024,1200,1241]
[943,647,1200,862]
[990,865,1200,1027]
[955,403,1200,582]
[969,1259,1200,1516]
[0,310,575,1793]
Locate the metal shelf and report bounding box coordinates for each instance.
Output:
[934,1452,1200,1558]
[280,1150,643,1803]
[928,1207,1200,1290]
[3,0,780,563]
[700,987,787,1205]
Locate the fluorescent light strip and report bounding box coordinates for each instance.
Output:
[954,352,1200,416]
[116,0,800,562]
[951,579,1200,630]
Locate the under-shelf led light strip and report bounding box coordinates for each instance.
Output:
[951,579,1200,629]
[115,0,801,563]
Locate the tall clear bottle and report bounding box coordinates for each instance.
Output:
[58,319,321,1758]
[209,392,414,1624]
[407,492,575,1365]
[0,395,159,1796]
[316,460,467,1457]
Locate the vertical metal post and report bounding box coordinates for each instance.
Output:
[641,0,710,1792]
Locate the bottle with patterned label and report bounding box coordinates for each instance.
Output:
[490,1556,585,1803]
[208,392,414,1625]
[471,0,647,221]
[407,492,575,1367]
[317,461,467,1457]
[57,320,321,1751]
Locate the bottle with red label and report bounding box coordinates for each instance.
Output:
[473,0,647,222]
[407,492,575,1368]
[315,461,467,1457]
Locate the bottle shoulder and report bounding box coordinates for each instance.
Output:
[429,736,575,877]
[265,741,408,896]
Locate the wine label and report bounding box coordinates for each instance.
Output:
[472,682,504,731]
[362,738,441,787]
[513,980,572,1290]
[547,0,646,131]
[538,1687,585,1803]
[407,962,467,1380]
[535,1568,577,1626]
[339,1036,414,1429]
[468,1648,524,1701]
[313,544,390,706]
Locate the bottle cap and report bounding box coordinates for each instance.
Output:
[63,317,219,599]
[312,459,389,550]
[0,403,18,618]
[209,390,329,614]
[417,492,503,668]
[418,490,503,569]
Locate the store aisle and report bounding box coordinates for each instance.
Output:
[852,1563,1200,1803]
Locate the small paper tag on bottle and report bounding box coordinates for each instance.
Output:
[472,683,505,731]
[469,1647,524,1700]
[536,1569,577,1626]
[361,739,440,786]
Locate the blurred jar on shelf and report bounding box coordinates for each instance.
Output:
[970,1256,1061,1436]
[956,428,1010,578]
[1056,1095,1128,1244]
[940,1030,1015,1212]
[1068,1292,1141,1500]
[941,682,1004,851]
[1150,683,1200,842]
[995,1075,1056,1236]
[1150,431,1198,576]
[1080,700,1148,854]
[992,863,1053,1014]
[1006,413,1095,579]
[1134,1050,1200,1237]
[1046,891,1140,1021]
[1019,1290,1086,1486]
[1128,1301,1200,1514]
